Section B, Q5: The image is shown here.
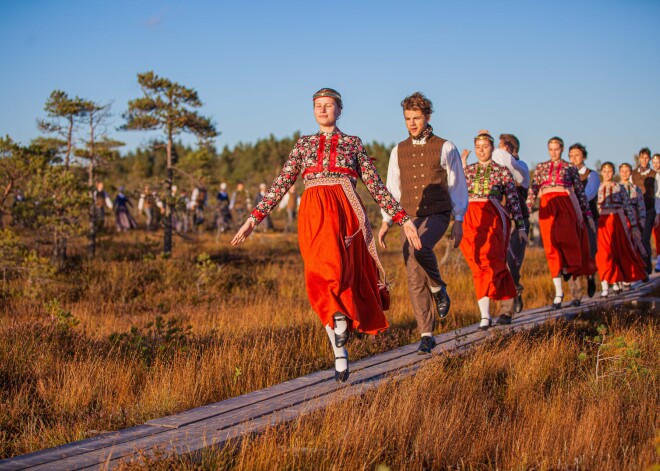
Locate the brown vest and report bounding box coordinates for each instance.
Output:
[397,134,452,217]
[631,168,657,210]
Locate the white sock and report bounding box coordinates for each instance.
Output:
[477,296,490,320]
[429,285,442,293]
[601,280,609,294]
[325,325,347,372]
[613,282,622,291]
[333,313,348,336]
[421,332,433,338]
[552,277,563,302]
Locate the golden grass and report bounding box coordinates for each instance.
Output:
[0,229,657,469]
[124,313,659,471]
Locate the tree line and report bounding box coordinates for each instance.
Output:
[1,71,394,264]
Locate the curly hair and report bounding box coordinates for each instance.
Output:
[499,134,520,154]
[401,92,433,118]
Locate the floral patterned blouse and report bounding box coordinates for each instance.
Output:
[527,159,592,219]
[250,129,409,225]
[620,181,646,227]
[597,182,638,227]
[464,161,524,227]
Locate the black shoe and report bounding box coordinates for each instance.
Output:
[552,295,564,310]
[333,312,349,348]
[611,288,622,297]
[431,286,450,319]
[416,336,436,355]
[570,299,581,307]
[478,318,492,331]
[513,285,524,313]
[334,355,349,383]
[587,276,596,298]
[562,272,571,282]
[496,314,512,325]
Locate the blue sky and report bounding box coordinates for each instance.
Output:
[1,0,659,167]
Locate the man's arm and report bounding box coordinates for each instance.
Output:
[380,146,401,225]
[492,148,525,186]
[584,170,600,202]
[442,141,468,222]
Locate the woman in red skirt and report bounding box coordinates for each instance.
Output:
[527,137,596,309]
[232,88,421,382]
[595,162,646,296]
[460,132,527,330]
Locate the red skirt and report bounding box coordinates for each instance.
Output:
[459,200,516,300]
[595,214,646,283]
[654,223,660,257]
[298,183,388,335]
[538,193,595,278]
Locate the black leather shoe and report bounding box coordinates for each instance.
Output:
[587,276,596,298]
[562,272,571,282]
[552,295,564,310]
[513,286,524,314]
[416,336,436,355]
[333,312,349,348]
[431,286,450,319]
[496,314,512,325]
[570,299,581,307]
[334,356,349,383]
[478,318,492,331]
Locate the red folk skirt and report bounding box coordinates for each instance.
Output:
[538,192,595,278]
[654,223,660,257]
[595,213,646,283]
[297,180,388,335]
[459,200,516,300]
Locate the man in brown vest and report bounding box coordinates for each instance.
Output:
[378,92,468,354]
[632,147,656,274]
[567,143,599,302]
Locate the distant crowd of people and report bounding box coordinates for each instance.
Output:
[83,180,301,236]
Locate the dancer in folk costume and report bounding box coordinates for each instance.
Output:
[113,187,137,232]
[566,143,599,304]
[527,137,596,309]
[232,88,421,382]
[620,163,648,262]
[632,147,656,274]
[595,162,647,296]
[460,132,527,330]
[378,92,468,354]
[651,154,660,272]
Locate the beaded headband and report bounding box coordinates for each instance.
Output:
[313,89,342,102]
[548,137,564,146]
[474,133,494,143]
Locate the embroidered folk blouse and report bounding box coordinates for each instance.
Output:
[464,161,525,228]
[621,181,646,226]
[527,159,593,219]
[250,130,410,225]
[597,182,638,227]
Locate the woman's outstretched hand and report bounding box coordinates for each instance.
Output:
[231,218,256,245]
[403,219,422,250]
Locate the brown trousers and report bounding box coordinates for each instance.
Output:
[399,213,450,334]
[567,218,598,298]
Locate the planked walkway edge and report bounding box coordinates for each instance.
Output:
[1,275,658,470]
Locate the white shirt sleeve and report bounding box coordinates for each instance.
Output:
[491,148,526,187]
[442,141,468,221]
[517,158,530,189]
[380,146,401,224]
[585,170,600,202]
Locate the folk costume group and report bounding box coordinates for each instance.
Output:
[232,89,659,383]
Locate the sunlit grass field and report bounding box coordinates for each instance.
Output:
[1,224,657,469]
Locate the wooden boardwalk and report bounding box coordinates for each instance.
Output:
[2,275,659,470]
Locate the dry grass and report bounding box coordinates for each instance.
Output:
[124,312,659,471]
[0,228,657,469]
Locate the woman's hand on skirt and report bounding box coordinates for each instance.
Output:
[403,220,422,250]
[231,218,256,245]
